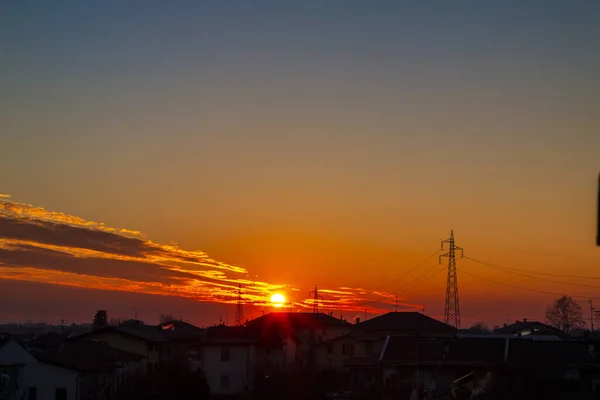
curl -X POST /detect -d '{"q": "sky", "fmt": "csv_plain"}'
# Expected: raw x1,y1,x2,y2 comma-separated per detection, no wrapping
1,1,599,328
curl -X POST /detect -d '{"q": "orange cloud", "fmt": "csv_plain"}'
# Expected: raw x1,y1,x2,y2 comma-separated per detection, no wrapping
0,197,406,315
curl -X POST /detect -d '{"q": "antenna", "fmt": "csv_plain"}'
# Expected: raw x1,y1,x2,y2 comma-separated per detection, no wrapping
395,295,398,312
309,285,323,315
440,230,464,329
235,284,245,326
134,308,138,320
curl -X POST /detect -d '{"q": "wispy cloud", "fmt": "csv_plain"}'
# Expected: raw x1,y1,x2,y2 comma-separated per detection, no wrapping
0,197,407,315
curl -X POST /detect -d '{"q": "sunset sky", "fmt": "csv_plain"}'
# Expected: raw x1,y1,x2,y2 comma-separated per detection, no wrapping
1,1,599,328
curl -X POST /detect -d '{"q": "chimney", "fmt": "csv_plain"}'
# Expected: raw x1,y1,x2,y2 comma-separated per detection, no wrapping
355,317,360,325
523,318,528,323
503,323,507,328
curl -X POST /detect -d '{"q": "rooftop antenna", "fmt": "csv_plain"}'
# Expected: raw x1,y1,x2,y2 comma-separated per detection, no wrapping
134,308,138,320
235,284,245,326
364,309,367,321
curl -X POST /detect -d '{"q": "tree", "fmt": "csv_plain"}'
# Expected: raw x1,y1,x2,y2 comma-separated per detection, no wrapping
466,322,490,333
119,319,145,327
545,295,585,333
0,374,25,400
159,314,176,324
93,310,108,330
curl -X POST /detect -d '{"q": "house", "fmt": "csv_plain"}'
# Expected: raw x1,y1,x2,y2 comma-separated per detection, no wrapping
68,326,166,374
32,341,145,400
380,336,600,399
495,319,566,338
202,326,258,397
380,336,510,399
245,312,352,369
1,336,144,400
157,320,205,371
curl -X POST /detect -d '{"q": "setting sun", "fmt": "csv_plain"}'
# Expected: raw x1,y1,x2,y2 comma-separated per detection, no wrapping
270,293,286,307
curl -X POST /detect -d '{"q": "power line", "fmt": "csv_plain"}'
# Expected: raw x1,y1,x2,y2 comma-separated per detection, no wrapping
457,268,600,300
403,264,447,295
464,257,600,290
465,256,600,280
372,249,442,291
397,262,443,293
464,238,600,259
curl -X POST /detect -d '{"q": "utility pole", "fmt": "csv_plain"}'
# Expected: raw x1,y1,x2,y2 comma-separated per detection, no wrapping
235,284,244,326
309,285,323,315
440,230,464,329
395,295,399,312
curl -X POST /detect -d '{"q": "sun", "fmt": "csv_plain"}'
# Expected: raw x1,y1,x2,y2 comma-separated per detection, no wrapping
270,293,286,307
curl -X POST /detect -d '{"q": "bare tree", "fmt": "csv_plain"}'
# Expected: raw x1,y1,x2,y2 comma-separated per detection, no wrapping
159,314,176,324
110,317,124,327
545,295,585,333
0,374,25,400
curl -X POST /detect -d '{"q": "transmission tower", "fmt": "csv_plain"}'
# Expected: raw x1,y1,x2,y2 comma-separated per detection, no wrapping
309,285,323,315
234,284,244,326
440,230,464,329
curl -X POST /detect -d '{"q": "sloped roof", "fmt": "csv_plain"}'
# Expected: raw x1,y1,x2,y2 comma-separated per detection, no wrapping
495,321,565,336
246,312,351,331
34,341,143,373
29,332,69,351
70,326,168,343
356,312,456,334
158,320,205,341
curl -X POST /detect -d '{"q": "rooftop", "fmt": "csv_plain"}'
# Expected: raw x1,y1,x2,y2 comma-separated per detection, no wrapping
34,341,144,373
356,312,457,334
246,312,352,332
495,320,565,336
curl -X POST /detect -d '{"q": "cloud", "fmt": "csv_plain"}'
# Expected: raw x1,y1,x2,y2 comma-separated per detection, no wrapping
0,194,10,198
0,197,405,316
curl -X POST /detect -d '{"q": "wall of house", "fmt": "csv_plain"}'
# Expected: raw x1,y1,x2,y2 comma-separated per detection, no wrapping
318,336,357,369
19,362,80,400
160,340,202,370
202,344,256,396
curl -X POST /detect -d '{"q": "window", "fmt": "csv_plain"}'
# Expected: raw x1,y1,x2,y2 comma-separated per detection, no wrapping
221,347,230,362
326,343,333,355
55,388,67,400
220,375,229,389
29,387,37,400
188,351,200,361
166,348,174,359
342,343,354,356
